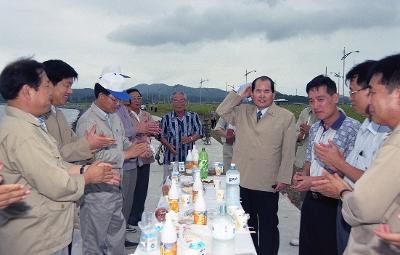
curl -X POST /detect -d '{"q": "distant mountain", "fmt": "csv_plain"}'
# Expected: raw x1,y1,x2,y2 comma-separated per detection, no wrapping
64,83,313,104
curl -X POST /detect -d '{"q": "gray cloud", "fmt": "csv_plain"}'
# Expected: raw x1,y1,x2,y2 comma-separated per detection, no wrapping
108,1,400,46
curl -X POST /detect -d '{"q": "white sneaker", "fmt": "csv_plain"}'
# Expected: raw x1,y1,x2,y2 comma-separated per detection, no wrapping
290,238,299,246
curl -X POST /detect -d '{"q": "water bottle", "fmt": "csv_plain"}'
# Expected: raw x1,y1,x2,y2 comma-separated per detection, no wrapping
199,148,208,180
160,212,177,255
226,163,240,208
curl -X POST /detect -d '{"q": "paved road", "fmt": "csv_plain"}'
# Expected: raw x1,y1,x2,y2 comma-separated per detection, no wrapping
73,114,300,254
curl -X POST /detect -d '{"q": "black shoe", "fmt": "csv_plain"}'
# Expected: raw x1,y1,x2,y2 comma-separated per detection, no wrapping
126,225,138,233
125,240,138,248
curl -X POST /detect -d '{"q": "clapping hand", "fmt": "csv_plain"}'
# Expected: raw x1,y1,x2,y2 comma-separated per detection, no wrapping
85,124,116,150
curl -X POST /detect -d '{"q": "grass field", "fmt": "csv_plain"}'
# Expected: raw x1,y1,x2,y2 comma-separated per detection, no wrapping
149,102,365,123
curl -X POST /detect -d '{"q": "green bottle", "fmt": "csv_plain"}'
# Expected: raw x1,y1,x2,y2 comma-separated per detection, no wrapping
199,148,208,180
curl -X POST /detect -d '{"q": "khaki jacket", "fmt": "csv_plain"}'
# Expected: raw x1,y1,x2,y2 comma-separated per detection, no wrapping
216,92,296,192
342,126,400,254
0,106,85,255
45,108,93,162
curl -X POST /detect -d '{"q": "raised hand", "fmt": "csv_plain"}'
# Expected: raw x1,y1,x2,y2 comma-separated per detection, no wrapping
85,124,116,150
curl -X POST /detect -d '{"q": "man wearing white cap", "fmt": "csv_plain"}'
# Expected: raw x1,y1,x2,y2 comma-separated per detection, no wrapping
76,67,150,254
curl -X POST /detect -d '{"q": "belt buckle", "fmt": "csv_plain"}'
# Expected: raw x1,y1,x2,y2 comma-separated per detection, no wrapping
311,192,320,199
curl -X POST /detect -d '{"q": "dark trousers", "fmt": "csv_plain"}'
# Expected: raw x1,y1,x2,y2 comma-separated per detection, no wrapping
128,164,150,226
336,201,351,255
240,186,279,255
299,191,338,255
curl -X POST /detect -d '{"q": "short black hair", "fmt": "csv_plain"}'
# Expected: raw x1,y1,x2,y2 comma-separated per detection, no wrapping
43,59,78,85
306,75,337,95
251,76,275,93
346,60,376,89
0,58,44,100
369,53,400,93
94,83,110,99
126,88,142,97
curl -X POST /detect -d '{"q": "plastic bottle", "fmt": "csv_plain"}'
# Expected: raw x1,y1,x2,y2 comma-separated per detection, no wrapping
168,179,179,213
171,162,179,183
198,148,208,180
160,212,177,255
226,163,240,208
193,188,207,225
192,168,202,203
138,212,159,252
185,150,193,174
192,148,199,168
211,204,235,240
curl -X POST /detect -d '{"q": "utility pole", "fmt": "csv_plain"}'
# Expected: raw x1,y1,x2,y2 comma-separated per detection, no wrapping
331,72,342,100
341,47,360,103
199,78,209,104
244,69,256,84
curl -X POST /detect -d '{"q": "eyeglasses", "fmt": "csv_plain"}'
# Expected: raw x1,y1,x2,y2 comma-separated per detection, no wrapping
130,96,142,100
349,87,369,95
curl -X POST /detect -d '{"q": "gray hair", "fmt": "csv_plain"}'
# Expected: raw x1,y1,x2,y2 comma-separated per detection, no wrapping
170,91,187,102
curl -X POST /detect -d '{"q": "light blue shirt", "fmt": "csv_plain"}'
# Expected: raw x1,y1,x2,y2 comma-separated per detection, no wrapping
344,118,390,186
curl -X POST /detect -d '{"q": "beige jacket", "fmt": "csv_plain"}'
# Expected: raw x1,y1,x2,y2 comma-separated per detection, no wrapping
342,126,400,255
45,107,93,162
216,92,296,192
0,106,85,255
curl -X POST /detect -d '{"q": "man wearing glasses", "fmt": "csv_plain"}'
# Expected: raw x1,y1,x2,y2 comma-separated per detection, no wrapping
75,69,150,254
310,60,390,254
160,91,203,180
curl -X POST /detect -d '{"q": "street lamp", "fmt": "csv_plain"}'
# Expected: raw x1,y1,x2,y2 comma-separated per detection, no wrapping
330,72,342,99
341,47,360,103
245,69,256,84
199,78,209,104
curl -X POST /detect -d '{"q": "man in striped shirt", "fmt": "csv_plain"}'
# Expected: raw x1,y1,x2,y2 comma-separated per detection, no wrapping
160,91,204,180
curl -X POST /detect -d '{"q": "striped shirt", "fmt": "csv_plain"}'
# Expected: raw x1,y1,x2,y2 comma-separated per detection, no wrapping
306,111,360,176
161,111,204,164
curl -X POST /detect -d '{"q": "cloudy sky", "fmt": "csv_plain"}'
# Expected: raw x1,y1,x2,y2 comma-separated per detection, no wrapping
0,0,399,96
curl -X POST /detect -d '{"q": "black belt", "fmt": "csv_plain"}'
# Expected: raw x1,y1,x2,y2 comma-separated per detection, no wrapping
310,191,329,200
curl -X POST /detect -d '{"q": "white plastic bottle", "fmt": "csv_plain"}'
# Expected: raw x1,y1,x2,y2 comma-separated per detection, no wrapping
168,179,179,213
192,168,202,203
160,212,177,255
226,163,240,208
193,188,207,225
185,150,193,174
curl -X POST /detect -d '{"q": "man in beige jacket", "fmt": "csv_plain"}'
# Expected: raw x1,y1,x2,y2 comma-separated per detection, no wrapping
0,58,117,255
43,59,115,162
216,76,296,255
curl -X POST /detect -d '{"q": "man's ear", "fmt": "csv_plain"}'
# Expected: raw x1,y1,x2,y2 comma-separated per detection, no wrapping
332,93,339,104
20,84,33,100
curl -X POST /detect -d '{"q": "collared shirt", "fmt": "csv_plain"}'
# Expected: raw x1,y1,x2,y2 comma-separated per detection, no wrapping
76,103,131,193
256,107,269,120
116,105,139,171
0,106,84,254
306,111,360,177
344,118,390,186
294,107,318,168
161,111,204,163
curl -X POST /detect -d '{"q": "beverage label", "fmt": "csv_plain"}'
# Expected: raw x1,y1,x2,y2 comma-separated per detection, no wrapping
178,162,185,172
226,173,240,185
168,199,179,213
160,242,177,255
141,233,158,251
192,190,198,203
194,210,207,225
